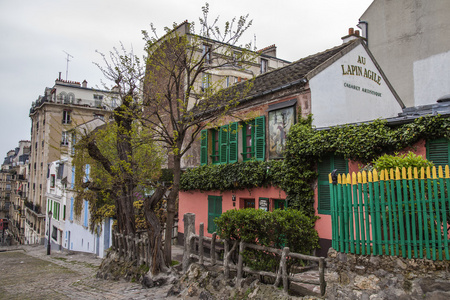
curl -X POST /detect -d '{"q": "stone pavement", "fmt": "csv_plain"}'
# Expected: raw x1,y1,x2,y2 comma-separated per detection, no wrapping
0,244,184,300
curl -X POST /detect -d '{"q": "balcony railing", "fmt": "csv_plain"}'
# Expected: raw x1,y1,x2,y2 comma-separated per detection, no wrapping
24,201,41,215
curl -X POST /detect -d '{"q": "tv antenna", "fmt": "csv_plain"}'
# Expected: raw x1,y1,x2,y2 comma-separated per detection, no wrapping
63,51,74,80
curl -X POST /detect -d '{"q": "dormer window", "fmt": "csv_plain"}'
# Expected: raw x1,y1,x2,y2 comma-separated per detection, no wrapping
260,58,268,74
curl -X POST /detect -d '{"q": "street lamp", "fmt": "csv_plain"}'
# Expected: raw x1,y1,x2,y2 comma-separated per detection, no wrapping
47,211,52,255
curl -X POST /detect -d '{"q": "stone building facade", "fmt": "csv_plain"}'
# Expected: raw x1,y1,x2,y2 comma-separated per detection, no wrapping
26,77,116,244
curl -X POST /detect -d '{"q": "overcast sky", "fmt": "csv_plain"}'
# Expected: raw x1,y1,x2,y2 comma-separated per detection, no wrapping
0,0,373,159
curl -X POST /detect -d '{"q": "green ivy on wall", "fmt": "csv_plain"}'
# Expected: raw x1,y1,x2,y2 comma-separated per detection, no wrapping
181,114,450,217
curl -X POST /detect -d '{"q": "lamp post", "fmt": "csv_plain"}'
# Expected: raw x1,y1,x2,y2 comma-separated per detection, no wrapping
47,211,52,255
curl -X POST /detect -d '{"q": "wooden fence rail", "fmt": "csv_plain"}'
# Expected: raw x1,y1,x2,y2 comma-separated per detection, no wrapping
330,165,450,260
182,213,326,296
110,221,178,266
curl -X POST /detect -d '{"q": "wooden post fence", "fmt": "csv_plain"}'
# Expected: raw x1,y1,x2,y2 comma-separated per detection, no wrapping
182,213,327,297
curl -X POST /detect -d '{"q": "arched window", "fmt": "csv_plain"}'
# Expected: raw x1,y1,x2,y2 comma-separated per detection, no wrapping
57,92,67,103
67,93,75,104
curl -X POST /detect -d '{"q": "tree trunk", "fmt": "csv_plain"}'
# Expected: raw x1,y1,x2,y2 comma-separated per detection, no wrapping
164,154,181,265
144,186,168,274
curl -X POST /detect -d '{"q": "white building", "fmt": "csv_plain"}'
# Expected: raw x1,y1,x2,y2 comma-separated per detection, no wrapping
45,119,113,257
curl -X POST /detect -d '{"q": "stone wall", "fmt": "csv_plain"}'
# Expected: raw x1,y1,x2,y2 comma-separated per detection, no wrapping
326,248,450,299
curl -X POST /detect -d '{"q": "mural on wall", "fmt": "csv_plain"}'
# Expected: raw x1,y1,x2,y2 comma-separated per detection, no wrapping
268,106,295,159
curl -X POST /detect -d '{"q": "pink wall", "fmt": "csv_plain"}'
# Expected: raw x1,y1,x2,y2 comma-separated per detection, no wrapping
178,186,287,237
314,140,427,240
179,141,428,241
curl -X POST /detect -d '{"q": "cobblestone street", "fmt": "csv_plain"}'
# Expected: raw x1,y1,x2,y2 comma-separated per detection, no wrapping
0,245,178,300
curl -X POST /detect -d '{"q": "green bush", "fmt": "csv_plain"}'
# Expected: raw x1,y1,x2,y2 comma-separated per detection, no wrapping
373,152,433,171
215,208,319,273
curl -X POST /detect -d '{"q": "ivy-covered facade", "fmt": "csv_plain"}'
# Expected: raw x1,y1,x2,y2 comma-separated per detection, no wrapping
179,37,409,255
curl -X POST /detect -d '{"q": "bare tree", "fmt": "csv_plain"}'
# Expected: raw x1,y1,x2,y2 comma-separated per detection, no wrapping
73,44,168,274
142,3,257,265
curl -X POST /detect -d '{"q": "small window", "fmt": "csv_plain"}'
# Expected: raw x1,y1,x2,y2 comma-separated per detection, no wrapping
260,58,268,74
62,110,71,124
201,73,211,90
50,174,55,188
84,200,89,227
71,132,77,155
211,129,220,164
70,197,74,221
61,131,69,146
242,120,255,161
202,44,212,64
58,92,67,103
94,94,103,108
57,164,64,180
52,226,58,241
232,51,241,66
67,93,75,104
111,97,119,109
94,114,104,120
241,198,255,209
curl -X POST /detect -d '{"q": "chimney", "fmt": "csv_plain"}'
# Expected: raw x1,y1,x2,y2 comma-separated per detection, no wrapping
82,80,87,88
341,27,362,43
58,72,62,80
258,44,277,58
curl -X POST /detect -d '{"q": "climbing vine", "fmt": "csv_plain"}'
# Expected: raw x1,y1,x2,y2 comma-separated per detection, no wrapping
180,114,450,217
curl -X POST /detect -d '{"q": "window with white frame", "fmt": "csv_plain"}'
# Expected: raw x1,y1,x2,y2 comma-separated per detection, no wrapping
61,131,69,146
62,110,71,124
201,73,211,91
260,58,268,74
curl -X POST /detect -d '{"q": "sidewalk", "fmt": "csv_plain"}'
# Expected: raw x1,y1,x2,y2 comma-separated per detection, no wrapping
0,244,183,300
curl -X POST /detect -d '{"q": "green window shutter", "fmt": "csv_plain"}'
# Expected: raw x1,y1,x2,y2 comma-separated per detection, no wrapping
427,138,450,167
318,155,348,215
219,126,228,164
254,116,265,161
208,195,222,233
200,129,208,165
229,122,238,163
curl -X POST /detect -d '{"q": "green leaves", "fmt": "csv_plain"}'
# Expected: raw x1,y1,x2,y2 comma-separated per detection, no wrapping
373,152,433,171
215,208,319,273
180,160,283,192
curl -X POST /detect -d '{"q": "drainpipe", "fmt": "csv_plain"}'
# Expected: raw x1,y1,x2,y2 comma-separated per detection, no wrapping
357,20,368,47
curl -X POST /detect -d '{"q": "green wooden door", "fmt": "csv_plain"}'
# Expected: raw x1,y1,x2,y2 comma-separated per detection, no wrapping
208,195,222,233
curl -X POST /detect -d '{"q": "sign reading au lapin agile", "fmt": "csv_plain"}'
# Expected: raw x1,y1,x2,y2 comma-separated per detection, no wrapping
342,56,382,97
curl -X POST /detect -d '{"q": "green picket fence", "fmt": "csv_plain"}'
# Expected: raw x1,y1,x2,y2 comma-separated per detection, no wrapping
330,166,450,260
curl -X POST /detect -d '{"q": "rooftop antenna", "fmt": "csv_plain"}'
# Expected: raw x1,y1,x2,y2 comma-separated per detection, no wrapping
63,51,74,80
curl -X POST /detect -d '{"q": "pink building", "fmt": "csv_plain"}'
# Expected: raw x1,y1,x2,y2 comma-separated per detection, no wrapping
177,36,433,256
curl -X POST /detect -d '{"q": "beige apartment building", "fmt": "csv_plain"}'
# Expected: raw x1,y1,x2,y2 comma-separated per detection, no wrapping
0,140,30,244
26,77,117,244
